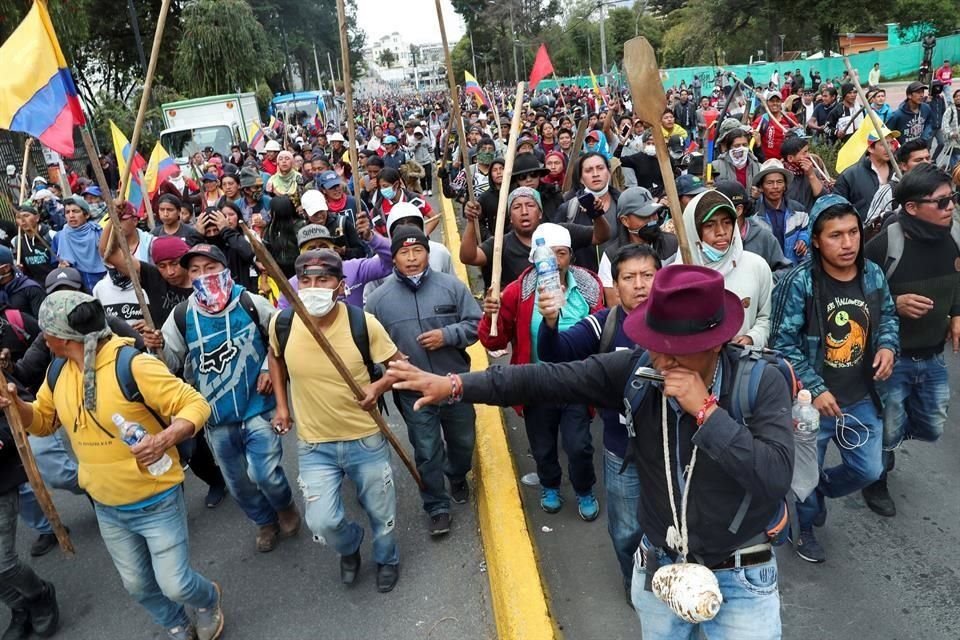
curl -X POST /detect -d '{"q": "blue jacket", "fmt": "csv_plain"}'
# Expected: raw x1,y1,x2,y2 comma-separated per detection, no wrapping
770,196,899,403
885,100,934,143
537,306,635,458
752,197,810,265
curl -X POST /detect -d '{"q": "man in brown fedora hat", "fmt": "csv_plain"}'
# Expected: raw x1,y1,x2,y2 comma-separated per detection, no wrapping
387,264,794,639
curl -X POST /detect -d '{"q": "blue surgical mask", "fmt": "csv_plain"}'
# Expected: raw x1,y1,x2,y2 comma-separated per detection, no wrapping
700,243,729,263
381,186,396,200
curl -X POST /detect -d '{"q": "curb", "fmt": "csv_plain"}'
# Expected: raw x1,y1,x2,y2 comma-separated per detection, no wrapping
439,195,556,640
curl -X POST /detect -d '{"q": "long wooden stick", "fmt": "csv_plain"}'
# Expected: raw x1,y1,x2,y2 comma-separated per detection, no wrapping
434,0,481,238
80,129,155,331
17,138,32,266
238,222,424,490
335,0,360,194
562,119,590,193
137,168,156,230
0,373,74,556
843,57,902,180
489,83,526,337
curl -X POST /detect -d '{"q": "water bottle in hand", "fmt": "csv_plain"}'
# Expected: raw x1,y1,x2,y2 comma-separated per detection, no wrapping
113,414,172,476
792,390,820,438
532,238,562,294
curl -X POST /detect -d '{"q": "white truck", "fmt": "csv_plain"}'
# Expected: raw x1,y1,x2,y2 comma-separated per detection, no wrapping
159,93,261,165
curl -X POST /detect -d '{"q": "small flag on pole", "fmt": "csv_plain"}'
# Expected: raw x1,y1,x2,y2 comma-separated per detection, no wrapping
109,120,147,210
464,71,489,107
529,44,554,92
144,142,177,198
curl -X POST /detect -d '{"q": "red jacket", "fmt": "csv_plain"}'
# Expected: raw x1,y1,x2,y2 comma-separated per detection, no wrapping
479,265,604,412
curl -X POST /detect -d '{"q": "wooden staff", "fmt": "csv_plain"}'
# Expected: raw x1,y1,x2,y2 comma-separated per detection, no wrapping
624,37,693,264
136,168,156,229
0,373,74,556
434,0,481,239
562,119,590,193
335,0,360,192
489,83,526,337
843,57,902,180
16,138,32,265
237,222,424,491
80,129,155,331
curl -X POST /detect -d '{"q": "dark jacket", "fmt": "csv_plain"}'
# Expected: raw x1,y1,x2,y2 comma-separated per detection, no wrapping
673,100,697,132
207,227,258,292
460,346,794,566
884,100,934,143
834,155,897,220
0,418,26,494
2,274,45,318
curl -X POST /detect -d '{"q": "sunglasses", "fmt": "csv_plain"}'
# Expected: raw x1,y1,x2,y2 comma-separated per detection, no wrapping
914,192,960,210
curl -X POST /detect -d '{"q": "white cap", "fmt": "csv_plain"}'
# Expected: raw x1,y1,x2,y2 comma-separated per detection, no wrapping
5,165,15,176
295,136,305,145
413,127,424,135
797,389,812,403
386,202,423,236
478,112,488,121
328,132,346,143
33,188,55,201
32,176,47,184
300,190,328,215
264,140,282,152
528,223,571,262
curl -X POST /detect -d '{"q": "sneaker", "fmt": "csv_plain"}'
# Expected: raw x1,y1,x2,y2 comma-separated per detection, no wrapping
204,485,226,509
576,492,600,522
791,528,826,564
540,488,563,514
256,524,279,553
2,609,31,640
195,581,223,640
427,190,433,196
340,549,361,585
450,479,469,504
166,625,198,640
376,563,399,593
30,533,58,558
862,479,896,517
27,581,59,638
429,513,452,536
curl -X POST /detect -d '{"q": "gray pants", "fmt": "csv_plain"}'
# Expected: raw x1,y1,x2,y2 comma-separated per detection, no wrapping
0,488,45,610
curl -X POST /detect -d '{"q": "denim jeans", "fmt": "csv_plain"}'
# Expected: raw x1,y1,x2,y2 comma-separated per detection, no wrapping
297,433,399,566
796,397,883,529
205,411,294,527
95,487,217,630
604,449,643,586
631,537,782,639
19,431,82,535
396,391,476,515
523,404,595,494
881,353,950,450
0,489,45,610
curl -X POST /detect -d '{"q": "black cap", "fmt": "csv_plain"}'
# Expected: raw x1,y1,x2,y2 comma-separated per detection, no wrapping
906,81,927,94
295,249,343,279
45,267,84,294
391,226,430,256
713,180,748,210
180,243,228,269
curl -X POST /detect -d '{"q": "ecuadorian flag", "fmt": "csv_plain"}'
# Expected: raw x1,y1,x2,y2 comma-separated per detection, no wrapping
109,121,147,210
0,2,86,156
464,71,489,108
248,121,266,152
144,142,177,198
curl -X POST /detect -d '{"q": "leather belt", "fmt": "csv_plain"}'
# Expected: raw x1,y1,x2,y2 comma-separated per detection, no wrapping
636,541,773,572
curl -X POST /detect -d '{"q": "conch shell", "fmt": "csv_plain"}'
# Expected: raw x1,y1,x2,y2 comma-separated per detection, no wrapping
651,562,723,623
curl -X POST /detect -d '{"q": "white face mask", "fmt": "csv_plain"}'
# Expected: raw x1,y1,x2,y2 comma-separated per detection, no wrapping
406,271,425,286
729,147,749,168
300,286,337,317
586,181,610,198
643,144,657,156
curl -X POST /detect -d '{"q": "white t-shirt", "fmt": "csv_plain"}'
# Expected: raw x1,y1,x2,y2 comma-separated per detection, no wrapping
93,277,151,325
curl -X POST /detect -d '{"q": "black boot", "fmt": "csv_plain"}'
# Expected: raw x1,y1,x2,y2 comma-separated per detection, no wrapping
27,581,59,638
1,609,31,640
862,478,896,517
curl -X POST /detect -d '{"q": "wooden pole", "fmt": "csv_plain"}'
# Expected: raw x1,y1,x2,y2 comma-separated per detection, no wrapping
16,138,31,265
136,168,156,230
489,83,526,337
117,0,171,205
335,0,360,194
80,129,155,331
562,119,590,193
843,57,902,180
0,373,74,556
238,222,424,490
434,0,482,238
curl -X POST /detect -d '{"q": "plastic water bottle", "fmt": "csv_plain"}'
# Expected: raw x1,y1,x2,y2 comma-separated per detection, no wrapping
792,390,820,437
532,238,562,294
113,414,172,476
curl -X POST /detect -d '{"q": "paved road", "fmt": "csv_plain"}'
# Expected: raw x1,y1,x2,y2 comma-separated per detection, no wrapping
500,353,960,640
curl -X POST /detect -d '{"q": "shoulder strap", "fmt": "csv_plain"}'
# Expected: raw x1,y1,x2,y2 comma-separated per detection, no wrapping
114,345,167,429
951,222,960,258
275,308,295,358
345,303,373,374
238,290,268,344
45,357,67,393
884,221,904,279
598,306,620,354
622,349,653,439
173,300,189,339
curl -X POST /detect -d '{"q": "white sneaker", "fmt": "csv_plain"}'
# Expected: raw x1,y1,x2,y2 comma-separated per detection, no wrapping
427,190,433,196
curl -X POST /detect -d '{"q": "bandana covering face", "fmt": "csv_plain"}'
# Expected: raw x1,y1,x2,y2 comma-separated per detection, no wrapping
192,270,234,313
729,147,749,169
39,291,113,411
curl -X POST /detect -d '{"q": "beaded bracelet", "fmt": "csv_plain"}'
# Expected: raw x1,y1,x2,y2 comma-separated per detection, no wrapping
696,394,719,427
447,373,463,405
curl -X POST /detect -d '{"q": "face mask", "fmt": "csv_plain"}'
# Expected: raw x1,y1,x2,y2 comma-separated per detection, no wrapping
586,143,598,152
643,144,657,156
477,151,495,165
729,147,749,168
300,286,337,317
107,267,132,289
585,181,610,198
700,242,729,263
91,202,107,218
637,219,661,242
192,269,234,313
380,186,396,200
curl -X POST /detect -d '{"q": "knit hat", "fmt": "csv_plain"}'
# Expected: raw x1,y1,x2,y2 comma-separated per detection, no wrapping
151,236,190,264
391,226,430,256
507,186,542,211
63,195,90,215
0,246,13,266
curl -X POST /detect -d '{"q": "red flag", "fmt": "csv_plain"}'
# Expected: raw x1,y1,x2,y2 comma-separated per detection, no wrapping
529,44,554,91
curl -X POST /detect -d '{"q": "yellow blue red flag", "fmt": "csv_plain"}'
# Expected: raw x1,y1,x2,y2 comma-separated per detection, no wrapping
464,71,489,107
144,142,177,198
109,121,147,210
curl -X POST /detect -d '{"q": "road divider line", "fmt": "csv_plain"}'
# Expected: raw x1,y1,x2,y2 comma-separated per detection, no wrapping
439,195,557,640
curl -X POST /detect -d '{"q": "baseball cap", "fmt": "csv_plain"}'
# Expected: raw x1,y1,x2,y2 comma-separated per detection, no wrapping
713,180,748,210
295,249,343,279
906,81,927,94
201,172,218,183
617,187,664,218
44,267,84,294
297,224,343,248
81,185,102,198
179,243,228,269
675,174,707,197
317,171,341,189
383,135,399,145
301,190,328,216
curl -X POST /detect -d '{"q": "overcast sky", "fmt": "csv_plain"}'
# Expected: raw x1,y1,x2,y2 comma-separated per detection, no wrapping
355,0,465,46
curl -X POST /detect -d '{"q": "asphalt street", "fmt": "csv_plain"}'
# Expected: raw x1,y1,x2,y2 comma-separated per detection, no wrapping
501,350,960,640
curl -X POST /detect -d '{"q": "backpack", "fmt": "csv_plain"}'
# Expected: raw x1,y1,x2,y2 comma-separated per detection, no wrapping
172,291,267,345
621,343,798,543
884,219,960,279
1,308,28,345
597,306,621,355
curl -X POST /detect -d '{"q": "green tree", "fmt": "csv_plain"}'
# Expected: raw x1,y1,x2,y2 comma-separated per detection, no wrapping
172,0,280,96
378,49,397,68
